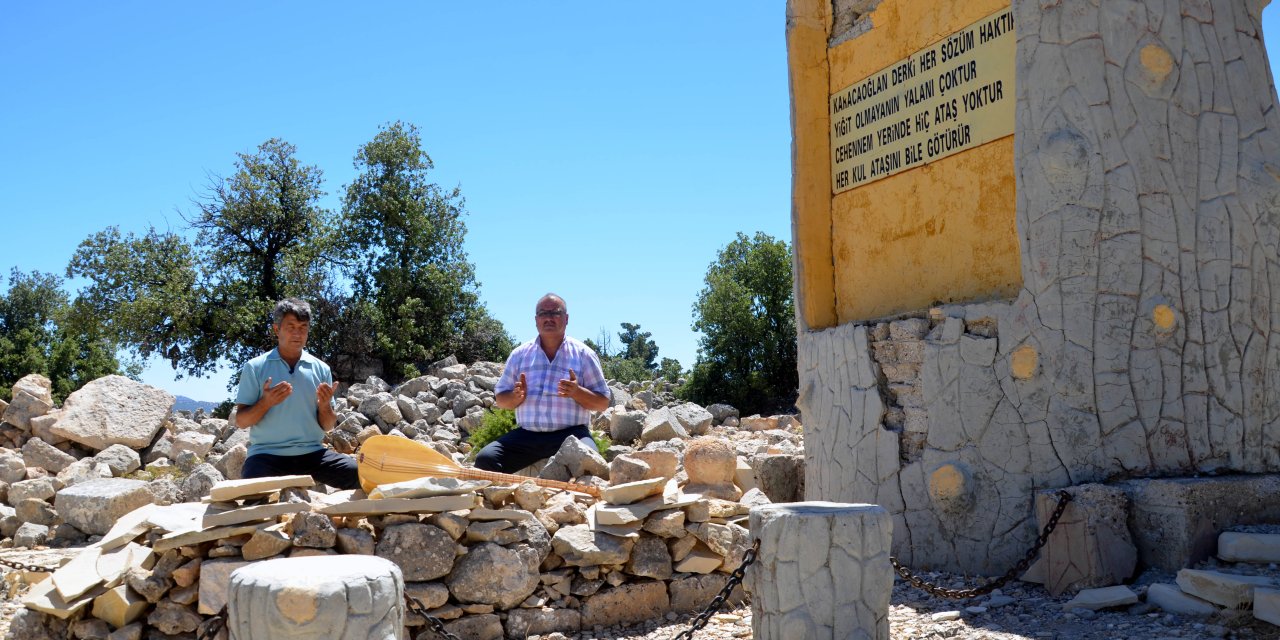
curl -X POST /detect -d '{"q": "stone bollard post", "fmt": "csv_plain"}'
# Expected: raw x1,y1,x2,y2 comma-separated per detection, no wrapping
226,555,405,640
748,502,892,639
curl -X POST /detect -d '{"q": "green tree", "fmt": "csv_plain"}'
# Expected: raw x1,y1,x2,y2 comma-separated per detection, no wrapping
340,121,512,377
681,232,797,414
618,322,659,369
70,139,338,380
0,269,121,401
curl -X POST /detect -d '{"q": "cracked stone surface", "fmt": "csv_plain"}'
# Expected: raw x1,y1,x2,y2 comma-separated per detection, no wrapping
799,0,1280,574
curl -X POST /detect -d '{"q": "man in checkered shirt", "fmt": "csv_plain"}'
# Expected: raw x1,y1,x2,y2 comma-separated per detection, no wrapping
475,293,611,472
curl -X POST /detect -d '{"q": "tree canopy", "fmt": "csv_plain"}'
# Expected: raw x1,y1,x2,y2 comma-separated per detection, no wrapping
680,231,797,414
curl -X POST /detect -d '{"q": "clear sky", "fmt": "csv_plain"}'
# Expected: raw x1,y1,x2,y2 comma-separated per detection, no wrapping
2,4,1279,402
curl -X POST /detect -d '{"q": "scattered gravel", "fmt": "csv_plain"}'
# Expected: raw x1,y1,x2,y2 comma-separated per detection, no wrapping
3,547,1280,640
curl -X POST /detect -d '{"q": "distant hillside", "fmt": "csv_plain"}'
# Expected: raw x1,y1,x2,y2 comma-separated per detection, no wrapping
173,395,220,413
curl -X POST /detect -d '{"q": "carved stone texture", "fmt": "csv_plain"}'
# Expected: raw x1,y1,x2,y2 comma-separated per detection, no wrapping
799,0,1280,575
226,555,404,640
748,502,891,640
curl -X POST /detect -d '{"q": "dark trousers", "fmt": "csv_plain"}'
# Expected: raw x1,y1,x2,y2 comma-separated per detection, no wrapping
241,448,361,490
474,425,594,473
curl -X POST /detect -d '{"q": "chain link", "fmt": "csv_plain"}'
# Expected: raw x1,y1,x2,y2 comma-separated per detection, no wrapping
890,489,1073,600
195,612,225,640
405,592,463,640
0,556,60,574
669,538,759,640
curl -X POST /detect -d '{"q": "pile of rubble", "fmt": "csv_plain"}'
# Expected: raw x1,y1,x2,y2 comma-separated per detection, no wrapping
0,363,805,639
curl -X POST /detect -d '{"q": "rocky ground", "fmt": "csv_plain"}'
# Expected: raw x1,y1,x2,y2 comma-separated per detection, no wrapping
3,544,1277,640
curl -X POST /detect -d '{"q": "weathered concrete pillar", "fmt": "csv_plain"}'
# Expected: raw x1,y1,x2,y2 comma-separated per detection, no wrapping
226,555,404,640
748,502,891,639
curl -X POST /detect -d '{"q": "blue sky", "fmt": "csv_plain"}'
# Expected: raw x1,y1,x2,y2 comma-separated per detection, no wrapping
2,3,1279,402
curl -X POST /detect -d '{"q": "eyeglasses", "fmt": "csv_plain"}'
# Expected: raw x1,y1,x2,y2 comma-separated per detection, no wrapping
536,310,565,319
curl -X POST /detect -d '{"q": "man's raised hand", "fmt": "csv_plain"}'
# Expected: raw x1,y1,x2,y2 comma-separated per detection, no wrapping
557,369,579,398
316,382,335,406
260,377,292,407
513,373,528,405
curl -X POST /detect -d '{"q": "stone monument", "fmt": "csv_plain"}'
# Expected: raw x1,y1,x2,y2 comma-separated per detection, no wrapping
788,0,1280,573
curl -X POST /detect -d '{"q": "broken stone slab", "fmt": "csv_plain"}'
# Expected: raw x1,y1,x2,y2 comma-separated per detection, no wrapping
1146,583,1217,616
673,544,723,574
208,475,314,502
1060,585,1138,610
50,375,174,450
1176,569,1280,608
1256,588,1280,627
227,555,404,639
366,476,489,499
466,507,534,521
51,547,103,601
1218,532,1280,564
22,575,105,619
145,502,214,533
317,494,478,516
749,502,891,640
602,477,667,505
1032,485,1137,596
202,501,312,528
54,478,153,535
154,523,270,553
96,542,154,587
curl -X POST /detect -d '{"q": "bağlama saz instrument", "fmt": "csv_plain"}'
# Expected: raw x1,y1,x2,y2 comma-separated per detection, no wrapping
356,434,601,498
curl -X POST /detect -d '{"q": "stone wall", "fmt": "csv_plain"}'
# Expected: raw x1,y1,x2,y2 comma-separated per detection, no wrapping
797,0,1280,575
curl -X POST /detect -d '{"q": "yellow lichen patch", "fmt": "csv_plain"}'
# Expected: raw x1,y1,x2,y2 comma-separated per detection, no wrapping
1153,304,1176,331
1140,43,1174,82
276,585,319,625
1010,344,1038,380
928,464,967,502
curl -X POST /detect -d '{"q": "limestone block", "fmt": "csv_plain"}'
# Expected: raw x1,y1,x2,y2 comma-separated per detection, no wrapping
1146,583,1217,616
209,475,314,502
92,584,149,629
147,600,201,635
319,494,477,516
625,535,673,579
445,542,538,609
9,476,56,505
1256,588,1280,626
439,613,502,640
504,607,582,638
197,559,252,614
93,444,141,477
673,544,722,574
1034,485,1137,596
227,555,404,639
336,527,376,555
751,454,805,503
640,407,689,442
1120,476,1280,570
1218,532,1280,564
669,402,714,436
4,374,53,430
50,376,174,450
0,447,25,483
242,527,292,560
202,501,311,529
21,438,76,474
683,437,741,501
602,477,666,505
55,479,153,535
1060,585,1137,610
669,573,745,613
537,436,607,481
749,502,891,640
606,410,646,444
290,511,337,548
580,581,670,628
550,524,634,566
375,523,456,581
22,574,102,619
170,432,215,459
1176,569,1279,608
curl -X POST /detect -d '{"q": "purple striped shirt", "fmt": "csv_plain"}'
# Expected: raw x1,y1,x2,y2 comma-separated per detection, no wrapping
495,336,609,431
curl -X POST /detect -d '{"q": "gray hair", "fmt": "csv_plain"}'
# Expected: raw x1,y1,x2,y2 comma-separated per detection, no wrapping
536,293,566,313
272,298,312,325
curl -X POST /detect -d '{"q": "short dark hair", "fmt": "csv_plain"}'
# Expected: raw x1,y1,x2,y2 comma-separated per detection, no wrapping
272,298,312,325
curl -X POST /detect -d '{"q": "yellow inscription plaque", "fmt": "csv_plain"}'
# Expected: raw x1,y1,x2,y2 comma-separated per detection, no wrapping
829,7,1016,193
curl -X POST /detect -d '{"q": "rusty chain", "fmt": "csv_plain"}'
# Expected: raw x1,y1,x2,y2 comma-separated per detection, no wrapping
406,592,463,640
0,556,60,574
669,538,759,640
890,489,1073,600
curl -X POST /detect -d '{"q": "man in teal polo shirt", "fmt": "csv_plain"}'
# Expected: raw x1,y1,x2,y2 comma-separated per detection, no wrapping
235,298,359,490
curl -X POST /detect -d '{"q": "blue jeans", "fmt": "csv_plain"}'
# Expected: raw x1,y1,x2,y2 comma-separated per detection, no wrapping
474,425,594,473
241,448,360,490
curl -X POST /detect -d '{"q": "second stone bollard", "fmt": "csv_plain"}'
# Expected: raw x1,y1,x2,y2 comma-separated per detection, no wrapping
226,555,405,640
748,502,892,639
